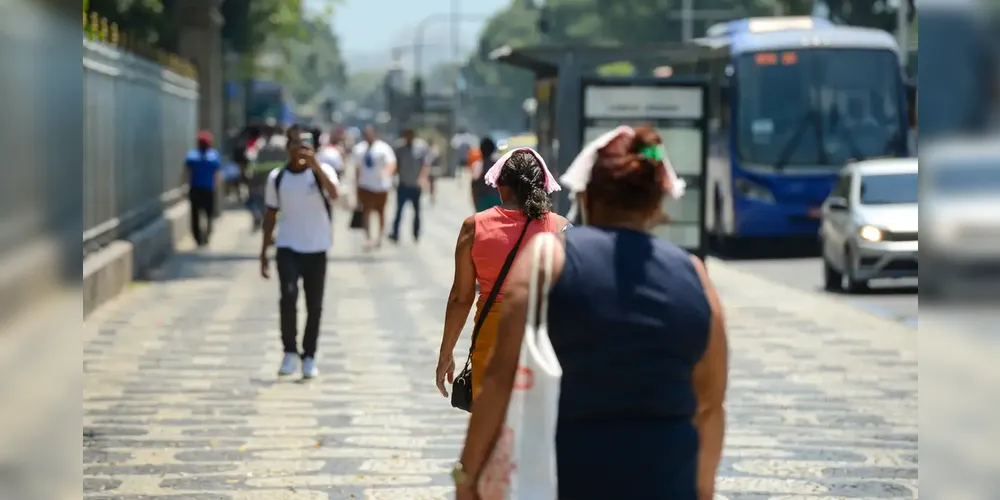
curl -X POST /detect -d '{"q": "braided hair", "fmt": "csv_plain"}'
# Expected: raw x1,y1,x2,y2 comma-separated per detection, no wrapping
496,150,551,220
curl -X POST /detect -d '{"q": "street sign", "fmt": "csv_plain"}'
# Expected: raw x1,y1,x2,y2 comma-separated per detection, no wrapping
579,78,709,260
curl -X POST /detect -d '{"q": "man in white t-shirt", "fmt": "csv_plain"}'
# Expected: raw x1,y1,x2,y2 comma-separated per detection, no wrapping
351,125,397,250
260,126,340,379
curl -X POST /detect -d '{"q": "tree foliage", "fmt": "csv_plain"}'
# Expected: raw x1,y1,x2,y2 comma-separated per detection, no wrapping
825,0,916,33
87,0,347,102
462,0,920,130
88,0,177,50
273,16,348,104
463,0,804,129
87,0,343,61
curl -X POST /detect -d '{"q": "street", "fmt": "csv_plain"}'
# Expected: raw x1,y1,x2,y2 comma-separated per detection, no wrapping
727,257,919,328
82,181,917,499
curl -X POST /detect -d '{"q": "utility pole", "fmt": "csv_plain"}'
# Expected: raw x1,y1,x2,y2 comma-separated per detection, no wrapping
682,0,693,41
450,0,462,130
451,0,460,63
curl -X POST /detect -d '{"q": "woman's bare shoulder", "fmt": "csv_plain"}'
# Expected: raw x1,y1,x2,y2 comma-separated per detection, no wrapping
461,214,477,235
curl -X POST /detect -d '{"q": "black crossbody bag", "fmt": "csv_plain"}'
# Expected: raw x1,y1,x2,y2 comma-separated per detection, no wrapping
451,220,532,412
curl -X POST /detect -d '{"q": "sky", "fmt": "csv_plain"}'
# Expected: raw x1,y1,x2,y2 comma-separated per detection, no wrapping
321,0,510,73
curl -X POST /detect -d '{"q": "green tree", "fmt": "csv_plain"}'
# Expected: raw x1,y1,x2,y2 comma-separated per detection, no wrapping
462,0,543,130
825,0,916,33
277,16,348,104
462,0,821,129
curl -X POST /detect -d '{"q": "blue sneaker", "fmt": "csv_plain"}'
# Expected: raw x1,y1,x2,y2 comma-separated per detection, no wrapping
302,357,318,379
278,353,299,376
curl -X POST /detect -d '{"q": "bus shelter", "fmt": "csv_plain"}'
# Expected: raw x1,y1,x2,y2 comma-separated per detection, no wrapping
491,44,711,259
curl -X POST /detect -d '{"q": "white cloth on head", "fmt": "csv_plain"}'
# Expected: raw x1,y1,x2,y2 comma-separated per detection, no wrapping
483,147,561,194
559,126,685,200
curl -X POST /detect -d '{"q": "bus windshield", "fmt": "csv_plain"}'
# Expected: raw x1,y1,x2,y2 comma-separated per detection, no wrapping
736,48,905,167
247,89,284,122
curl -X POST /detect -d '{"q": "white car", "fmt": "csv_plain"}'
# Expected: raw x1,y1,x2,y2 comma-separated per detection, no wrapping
819,158,918,293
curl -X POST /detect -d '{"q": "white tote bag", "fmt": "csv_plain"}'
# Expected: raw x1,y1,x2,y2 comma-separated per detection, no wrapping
478,233,563,500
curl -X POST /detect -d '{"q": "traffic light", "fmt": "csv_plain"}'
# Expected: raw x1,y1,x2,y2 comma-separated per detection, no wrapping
412,77,424,113
538,6,551,34
321,99,335,121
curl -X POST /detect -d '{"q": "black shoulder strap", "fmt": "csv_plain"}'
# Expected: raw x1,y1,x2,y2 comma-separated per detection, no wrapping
467,220,533,356
310,168,332,221
273,167,286,207
274,166,332,221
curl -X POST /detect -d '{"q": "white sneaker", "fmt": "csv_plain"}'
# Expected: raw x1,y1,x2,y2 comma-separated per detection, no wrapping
301,357,318,379
278,353,299,376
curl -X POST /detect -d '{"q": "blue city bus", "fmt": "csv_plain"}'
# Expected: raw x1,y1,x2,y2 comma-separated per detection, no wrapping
246,80,296,126
675,17,911,249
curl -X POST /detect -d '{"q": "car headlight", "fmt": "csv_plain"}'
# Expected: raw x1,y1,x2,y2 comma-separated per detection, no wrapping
859,225,883,242
734,178,775,203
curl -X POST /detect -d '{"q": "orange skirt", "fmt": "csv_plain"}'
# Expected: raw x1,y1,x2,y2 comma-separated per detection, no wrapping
471,300,502,400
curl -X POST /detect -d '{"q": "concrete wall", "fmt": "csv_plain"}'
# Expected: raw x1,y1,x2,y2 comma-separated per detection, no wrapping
83,202,191,318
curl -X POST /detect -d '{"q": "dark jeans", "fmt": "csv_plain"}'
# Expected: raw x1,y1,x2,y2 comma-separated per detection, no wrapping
246,191,264,229
276,248,327,358
390,185,422,240
188,187,215,245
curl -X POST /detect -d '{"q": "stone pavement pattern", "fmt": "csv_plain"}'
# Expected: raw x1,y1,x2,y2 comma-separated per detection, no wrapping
83,181,917,499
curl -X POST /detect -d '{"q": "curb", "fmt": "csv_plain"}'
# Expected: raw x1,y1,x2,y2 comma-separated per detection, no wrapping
83,202,191,318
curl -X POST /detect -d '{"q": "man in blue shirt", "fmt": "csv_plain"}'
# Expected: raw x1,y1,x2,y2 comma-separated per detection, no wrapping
185,131,222,246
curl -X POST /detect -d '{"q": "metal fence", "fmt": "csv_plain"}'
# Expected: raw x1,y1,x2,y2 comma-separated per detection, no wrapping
83,37,199,255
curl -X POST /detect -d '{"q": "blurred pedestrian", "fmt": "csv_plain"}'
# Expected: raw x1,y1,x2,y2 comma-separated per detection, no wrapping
425,141,443,204
389,128,429,244
350,125,397,250
317,127,346,176
184,130,222,247
454,126,727,500
436,147,568,404
469,137,502,212
451,126,477,177
259,125,340,379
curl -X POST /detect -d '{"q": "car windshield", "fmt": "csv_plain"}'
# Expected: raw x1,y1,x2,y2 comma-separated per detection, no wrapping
736,48,905,166
860,172,918,205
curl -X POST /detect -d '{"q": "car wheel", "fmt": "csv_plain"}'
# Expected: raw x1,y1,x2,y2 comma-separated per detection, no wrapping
842,247,870,294
823,254,843,292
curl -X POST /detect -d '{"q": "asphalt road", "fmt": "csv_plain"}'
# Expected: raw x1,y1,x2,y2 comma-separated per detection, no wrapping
724,255,919,327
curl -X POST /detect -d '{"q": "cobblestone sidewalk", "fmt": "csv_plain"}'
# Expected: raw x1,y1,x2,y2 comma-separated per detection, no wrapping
83,181,917,499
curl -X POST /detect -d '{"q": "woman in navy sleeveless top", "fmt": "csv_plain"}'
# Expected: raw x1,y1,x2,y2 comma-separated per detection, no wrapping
455,127,729,499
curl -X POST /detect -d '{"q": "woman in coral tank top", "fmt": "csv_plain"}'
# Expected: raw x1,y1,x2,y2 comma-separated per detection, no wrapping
436,148,569,401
